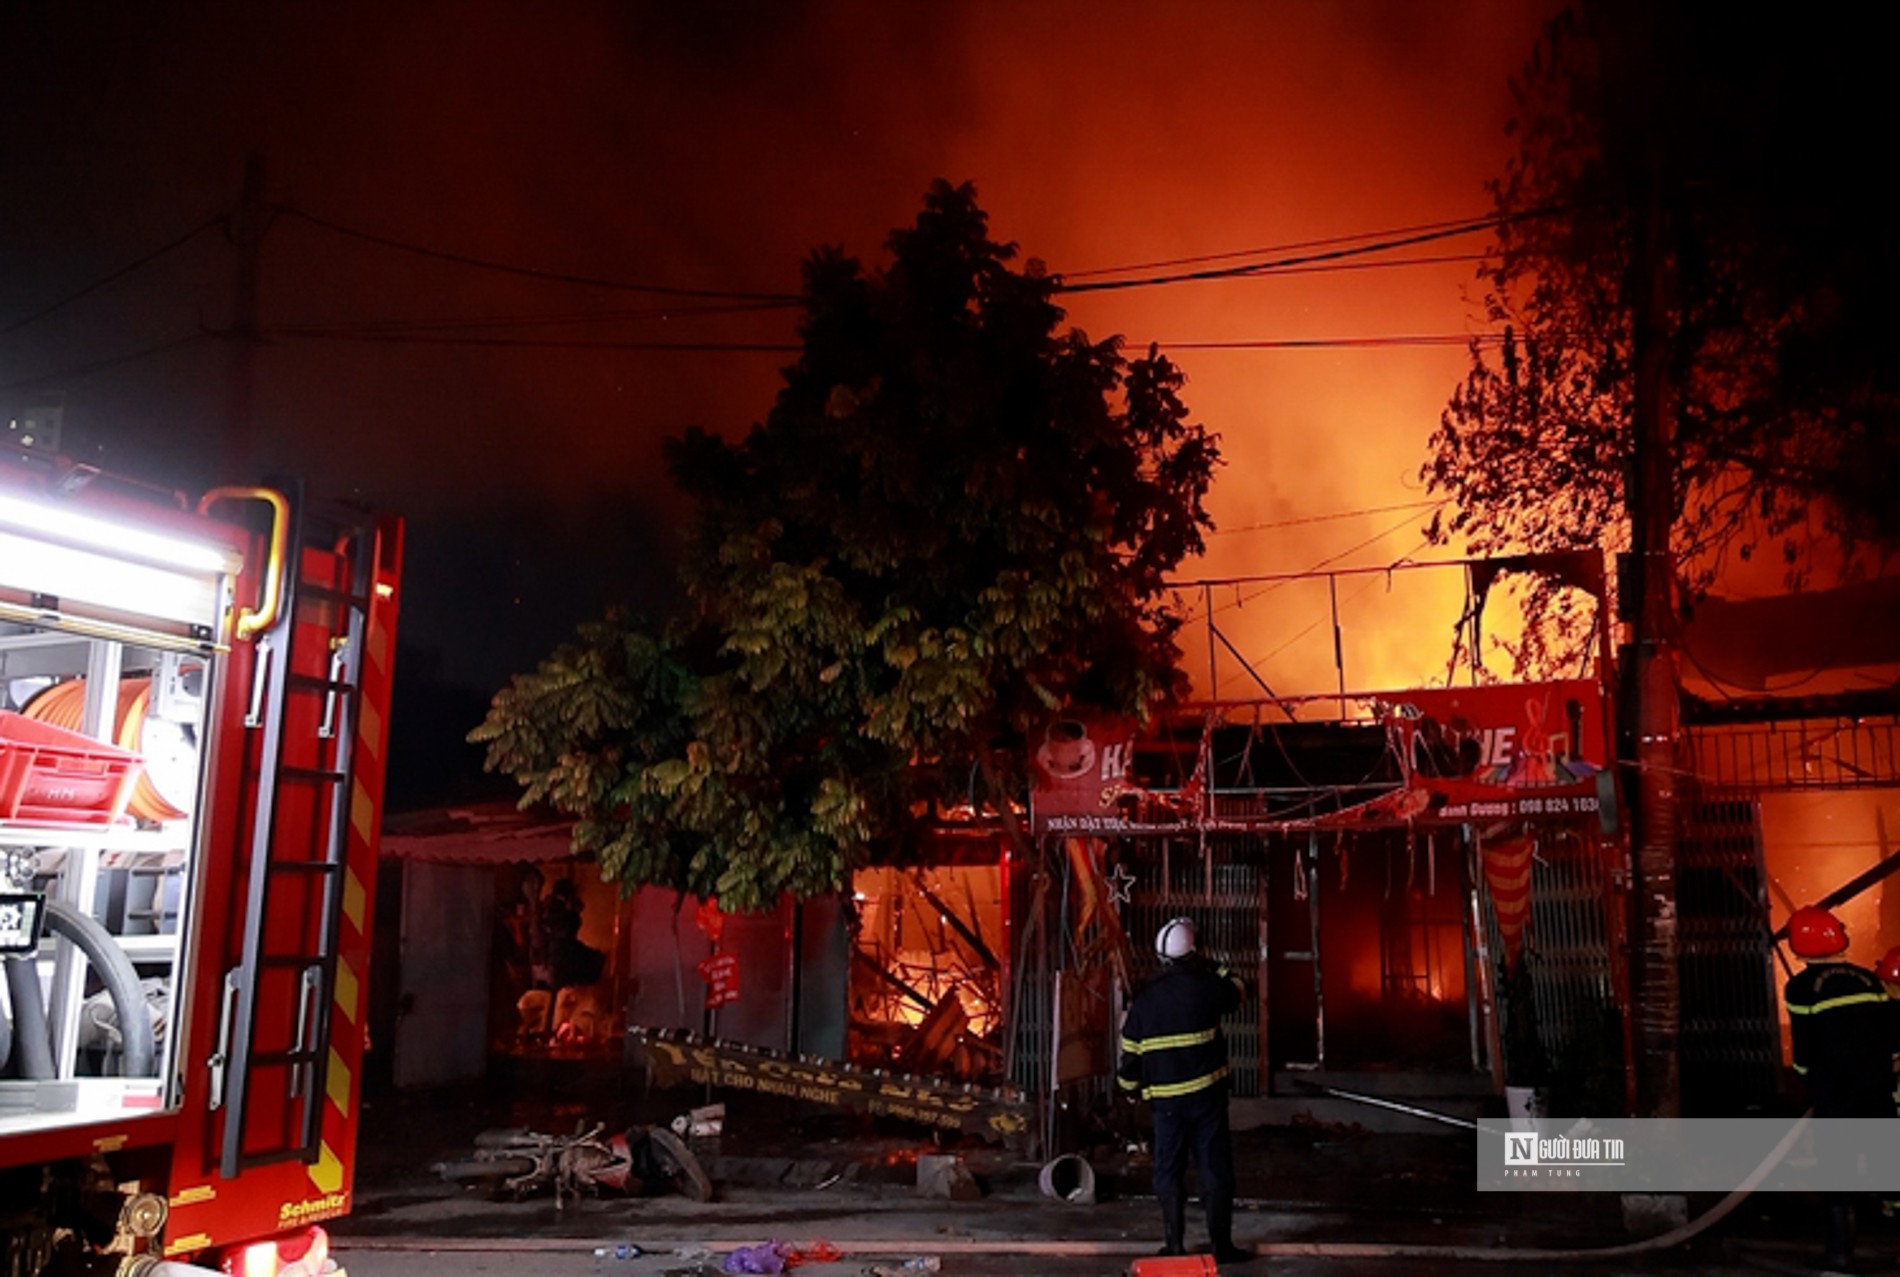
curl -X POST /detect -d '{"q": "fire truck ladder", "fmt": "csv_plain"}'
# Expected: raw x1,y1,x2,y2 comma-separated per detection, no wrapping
216,490,377,1178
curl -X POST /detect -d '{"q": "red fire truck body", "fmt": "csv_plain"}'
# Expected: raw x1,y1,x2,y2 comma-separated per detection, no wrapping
0,450,402,1276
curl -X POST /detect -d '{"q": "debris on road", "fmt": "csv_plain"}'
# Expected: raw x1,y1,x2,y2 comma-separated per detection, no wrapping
916,1154,982,1201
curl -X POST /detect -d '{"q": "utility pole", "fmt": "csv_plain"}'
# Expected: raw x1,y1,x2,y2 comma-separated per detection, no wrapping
222,152,266,483
1626,150,1683,1121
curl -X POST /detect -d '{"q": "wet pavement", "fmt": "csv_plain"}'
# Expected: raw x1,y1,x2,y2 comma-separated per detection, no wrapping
329,1081,1900,1276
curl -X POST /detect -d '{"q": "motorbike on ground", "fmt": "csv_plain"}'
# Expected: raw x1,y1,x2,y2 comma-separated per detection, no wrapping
432,1122,712,1210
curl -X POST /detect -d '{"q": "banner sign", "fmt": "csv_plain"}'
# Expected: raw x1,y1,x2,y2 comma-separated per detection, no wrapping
698,951,741,1009
1477,1117,1898,1192
1027,680,1614,834
1318,679,1613,830
630,1028,1031,1146
1028,713,1142,835
1383,680,1609,778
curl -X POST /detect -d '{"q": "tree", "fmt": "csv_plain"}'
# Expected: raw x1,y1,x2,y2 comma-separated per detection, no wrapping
472,181,1219,912
1421,2,1900,1122
1422,2,1900,676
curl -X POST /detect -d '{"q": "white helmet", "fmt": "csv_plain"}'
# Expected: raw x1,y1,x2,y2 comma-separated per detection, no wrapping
1156,916,1197,961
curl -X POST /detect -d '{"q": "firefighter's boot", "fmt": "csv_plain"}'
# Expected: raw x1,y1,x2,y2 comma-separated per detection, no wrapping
1208,1195,1252,1264
1158,1191,1187,1256
1824,1199,1856,1271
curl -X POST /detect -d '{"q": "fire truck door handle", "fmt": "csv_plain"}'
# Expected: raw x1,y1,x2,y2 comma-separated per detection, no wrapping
198,486,289,643
245,639,273,728
318,642,348,739
208,969,241,1111
290,965,321,1098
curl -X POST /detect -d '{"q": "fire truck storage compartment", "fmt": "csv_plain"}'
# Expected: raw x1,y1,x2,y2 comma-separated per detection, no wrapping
1,622,208,1135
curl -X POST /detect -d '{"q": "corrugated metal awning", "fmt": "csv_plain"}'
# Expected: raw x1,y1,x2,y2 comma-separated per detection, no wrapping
381,803,578,864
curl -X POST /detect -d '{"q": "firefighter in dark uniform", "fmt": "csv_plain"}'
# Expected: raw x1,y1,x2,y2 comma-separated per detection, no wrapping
1117,916,1252,1264
1782,905,1900,1269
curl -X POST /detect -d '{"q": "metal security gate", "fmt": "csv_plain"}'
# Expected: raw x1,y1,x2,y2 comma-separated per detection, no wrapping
1123,835,1266,1097
1471,828,1626,1111
1677,791,1782,1113
1520,829,1621,1096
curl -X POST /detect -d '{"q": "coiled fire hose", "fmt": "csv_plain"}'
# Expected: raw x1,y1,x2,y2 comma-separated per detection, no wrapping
3,900,156,1079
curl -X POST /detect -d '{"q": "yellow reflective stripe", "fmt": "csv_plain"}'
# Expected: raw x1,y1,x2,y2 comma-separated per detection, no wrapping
1121,1037,1142,1055
1117,1075,1140,1091
1144,1065,1229,1099
1788,991,1890,1015
1793,1062,1809,1075
1127,1028,1217,1054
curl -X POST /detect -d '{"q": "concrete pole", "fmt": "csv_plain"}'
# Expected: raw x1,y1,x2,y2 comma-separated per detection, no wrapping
222,152,266,483
1627,161,1683,1120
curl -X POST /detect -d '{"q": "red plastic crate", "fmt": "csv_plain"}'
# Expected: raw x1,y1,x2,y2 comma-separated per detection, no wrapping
0,710,145,826
1130,1258,1219,1276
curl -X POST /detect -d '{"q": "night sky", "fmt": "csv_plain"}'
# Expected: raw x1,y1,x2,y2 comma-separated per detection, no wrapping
0,1,1557,798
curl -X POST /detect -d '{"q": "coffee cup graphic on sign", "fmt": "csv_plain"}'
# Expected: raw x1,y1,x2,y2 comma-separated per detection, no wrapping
1037,718,1097,780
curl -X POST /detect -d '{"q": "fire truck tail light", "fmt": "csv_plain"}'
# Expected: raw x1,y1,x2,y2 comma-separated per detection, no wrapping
221,1225,337,1277
0,493,235,574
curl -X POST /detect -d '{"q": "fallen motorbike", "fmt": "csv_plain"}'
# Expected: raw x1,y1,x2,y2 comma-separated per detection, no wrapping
433,1122,712,1210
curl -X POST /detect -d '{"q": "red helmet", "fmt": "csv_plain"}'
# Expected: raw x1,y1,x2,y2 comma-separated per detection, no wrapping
1877,946,1900,985
1788,905,1848,959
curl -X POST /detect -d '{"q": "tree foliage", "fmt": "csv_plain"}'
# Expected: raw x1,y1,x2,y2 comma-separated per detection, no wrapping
1423,3,1900,675
473,182,1218,910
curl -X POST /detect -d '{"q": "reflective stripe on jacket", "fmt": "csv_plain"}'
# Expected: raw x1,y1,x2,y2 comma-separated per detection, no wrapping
1784,960,1900,1118
1117,958,1244,1102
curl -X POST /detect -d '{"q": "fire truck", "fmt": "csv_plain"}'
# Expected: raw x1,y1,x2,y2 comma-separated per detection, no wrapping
0,445,402,1277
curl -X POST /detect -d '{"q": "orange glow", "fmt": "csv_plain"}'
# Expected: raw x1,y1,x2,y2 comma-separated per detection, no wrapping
1759,790,1900,1062
850,864,1005,1063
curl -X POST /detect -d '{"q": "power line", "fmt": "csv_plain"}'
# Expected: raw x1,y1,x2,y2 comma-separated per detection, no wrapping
270,298,794,337
261,259,1485,342
1053,204,1569,296
1210,502,1448,617
1159,333,1496,351
0,333,213,394
274,205,802,304
1239,536,1437,674
1,214,225,340
256,327,1497,355
1208,499,1443,536
1212,251,1489,278
1064,213,1498,278
273,205,1532,314
264,328,801,354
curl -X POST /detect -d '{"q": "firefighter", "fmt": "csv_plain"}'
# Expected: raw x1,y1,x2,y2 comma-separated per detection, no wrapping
1878,946,1900,1000
1117,916,1252,1264
1782,904,1900,1268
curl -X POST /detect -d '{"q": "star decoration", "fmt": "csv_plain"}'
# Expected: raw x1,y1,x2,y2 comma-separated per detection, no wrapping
1106,862,1136,908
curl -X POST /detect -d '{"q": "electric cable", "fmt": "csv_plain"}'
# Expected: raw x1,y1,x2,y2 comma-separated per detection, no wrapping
267,297,794,337
1159,333,1499,350
1063,211,1509,278
1209,499,1444,537
260,329,801,354
273,204,801,303
1235,537,1435,678
1209,507,1447,619
0,333,213,395
254,327,1503,356
0,213,225,339
1053,203,1572,296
